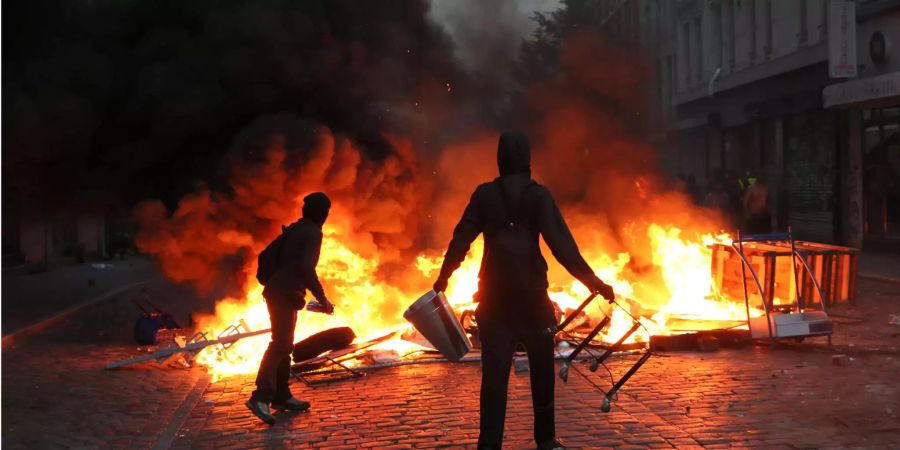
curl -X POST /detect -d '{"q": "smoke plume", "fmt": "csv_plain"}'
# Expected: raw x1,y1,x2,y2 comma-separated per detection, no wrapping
7,0,730,327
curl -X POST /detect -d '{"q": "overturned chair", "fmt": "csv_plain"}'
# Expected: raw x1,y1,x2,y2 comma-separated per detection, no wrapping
547,292,652,413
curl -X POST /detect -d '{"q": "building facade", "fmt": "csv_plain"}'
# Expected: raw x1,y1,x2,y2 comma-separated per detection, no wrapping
637,0,900,248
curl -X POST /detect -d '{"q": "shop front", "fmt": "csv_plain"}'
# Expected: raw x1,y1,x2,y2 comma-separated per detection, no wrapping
824,71,900,248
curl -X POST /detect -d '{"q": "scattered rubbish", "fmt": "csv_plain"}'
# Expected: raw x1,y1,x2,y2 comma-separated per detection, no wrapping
403,290,472,361
889,314,900,326
291,331,398,384
106,319,268,369
291,327,356,363
91,263,114,269
514,357,529,373
132,298,182,345
369,350,400,364
401,328,436,350
459,310,480,349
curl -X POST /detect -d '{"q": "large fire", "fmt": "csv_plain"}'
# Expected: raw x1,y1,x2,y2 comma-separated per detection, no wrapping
126,19,748,381
193,206,760,380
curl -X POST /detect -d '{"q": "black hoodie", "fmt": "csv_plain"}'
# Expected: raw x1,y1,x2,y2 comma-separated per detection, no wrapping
264,193,331,304
436,132,602,317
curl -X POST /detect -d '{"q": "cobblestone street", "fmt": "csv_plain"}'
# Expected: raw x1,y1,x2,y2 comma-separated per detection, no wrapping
171,347,900,449
3,278,900,449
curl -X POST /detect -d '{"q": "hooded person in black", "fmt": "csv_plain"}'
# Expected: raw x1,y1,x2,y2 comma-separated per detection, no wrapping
246,192,335,425
433,132,615,450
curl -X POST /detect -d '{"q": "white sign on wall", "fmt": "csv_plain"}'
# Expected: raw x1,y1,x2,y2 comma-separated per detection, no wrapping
828,1,857,78
823,71,900,108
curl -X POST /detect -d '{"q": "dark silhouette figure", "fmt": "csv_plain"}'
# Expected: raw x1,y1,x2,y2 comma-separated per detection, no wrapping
743,175,772,233
724,170,744,222
433,131,614,450
246,192,335,425
704,180,731,212
686,175,702,204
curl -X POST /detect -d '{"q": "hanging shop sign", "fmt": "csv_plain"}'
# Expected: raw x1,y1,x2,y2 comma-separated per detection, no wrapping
828,1,857,78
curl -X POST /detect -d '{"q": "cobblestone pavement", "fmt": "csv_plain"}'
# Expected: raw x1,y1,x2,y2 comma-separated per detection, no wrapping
2,277,218,449
171,347,900,449
1,343,208,449
2,278,899,449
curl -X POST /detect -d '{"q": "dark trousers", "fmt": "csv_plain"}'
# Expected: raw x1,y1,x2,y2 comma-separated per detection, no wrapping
477,308,556,449
251,291,299,404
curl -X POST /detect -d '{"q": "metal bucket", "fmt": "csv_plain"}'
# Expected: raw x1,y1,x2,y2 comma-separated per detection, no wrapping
403,290,472,361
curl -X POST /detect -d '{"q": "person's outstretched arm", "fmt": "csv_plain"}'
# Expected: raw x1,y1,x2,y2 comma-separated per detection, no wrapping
298,228,328,304
536,187,614,300
433,190,482,292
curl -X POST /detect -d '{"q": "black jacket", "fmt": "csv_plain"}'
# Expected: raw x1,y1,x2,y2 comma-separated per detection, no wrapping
436,174,601,300
437,133,603,314
264,218,327,304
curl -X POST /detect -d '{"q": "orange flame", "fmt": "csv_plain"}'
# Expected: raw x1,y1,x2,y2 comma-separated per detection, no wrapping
193,208,761,379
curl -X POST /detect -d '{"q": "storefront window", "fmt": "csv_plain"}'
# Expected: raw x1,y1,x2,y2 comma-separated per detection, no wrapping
862,108,900,239
785,111,837,242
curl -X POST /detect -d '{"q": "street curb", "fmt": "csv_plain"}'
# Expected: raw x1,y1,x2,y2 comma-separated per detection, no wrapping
858,273,900,286
153,375,210,450
1,278,158,349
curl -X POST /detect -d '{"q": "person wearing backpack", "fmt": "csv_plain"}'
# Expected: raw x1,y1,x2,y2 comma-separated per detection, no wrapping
246,192,335,425
432,131,615,450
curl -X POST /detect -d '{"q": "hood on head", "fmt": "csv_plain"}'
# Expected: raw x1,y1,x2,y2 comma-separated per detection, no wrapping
497,131,531,176
302,192,331,227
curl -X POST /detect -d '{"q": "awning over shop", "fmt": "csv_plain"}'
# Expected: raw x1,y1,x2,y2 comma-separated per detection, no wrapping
823,71,900,108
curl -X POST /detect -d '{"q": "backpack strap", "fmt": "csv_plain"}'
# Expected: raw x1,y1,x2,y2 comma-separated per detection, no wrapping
275,224,288,268
494,179,537,229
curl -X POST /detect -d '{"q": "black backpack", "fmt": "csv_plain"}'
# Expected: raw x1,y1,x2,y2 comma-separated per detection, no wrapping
256,225,288,285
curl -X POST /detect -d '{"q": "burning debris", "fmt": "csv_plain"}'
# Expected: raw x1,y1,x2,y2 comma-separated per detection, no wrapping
106,320,269,370
97,1,858,397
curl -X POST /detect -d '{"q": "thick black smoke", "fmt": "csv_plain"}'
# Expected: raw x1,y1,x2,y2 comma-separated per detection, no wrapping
3,0,494,216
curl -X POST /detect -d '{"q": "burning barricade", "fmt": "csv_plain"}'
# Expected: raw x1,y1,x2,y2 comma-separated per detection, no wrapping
110,197,858,416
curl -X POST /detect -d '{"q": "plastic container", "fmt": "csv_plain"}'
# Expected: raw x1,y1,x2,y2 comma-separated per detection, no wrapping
403,290,472,361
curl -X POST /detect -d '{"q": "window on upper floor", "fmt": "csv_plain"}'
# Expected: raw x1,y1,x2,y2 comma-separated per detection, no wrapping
683,21,692,87
762,0,772,57
711,3,724,69
695,17,703,82
723,0,736,69
799,0,808,45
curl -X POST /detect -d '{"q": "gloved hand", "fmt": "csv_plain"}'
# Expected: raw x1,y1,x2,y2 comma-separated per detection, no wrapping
592,280,615,302
307,298,335,315
433,278,448,293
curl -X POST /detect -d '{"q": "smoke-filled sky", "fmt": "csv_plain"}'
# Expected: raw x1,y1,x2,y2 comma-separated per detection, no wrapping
3,0,514,214
427,0,561,74
5,0,724,307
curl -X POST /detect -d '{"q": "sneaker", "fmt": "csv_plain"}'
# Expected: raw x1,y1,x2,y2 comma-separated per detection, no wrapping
271,397,311,411
245,399,276,425
538,439,566,450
